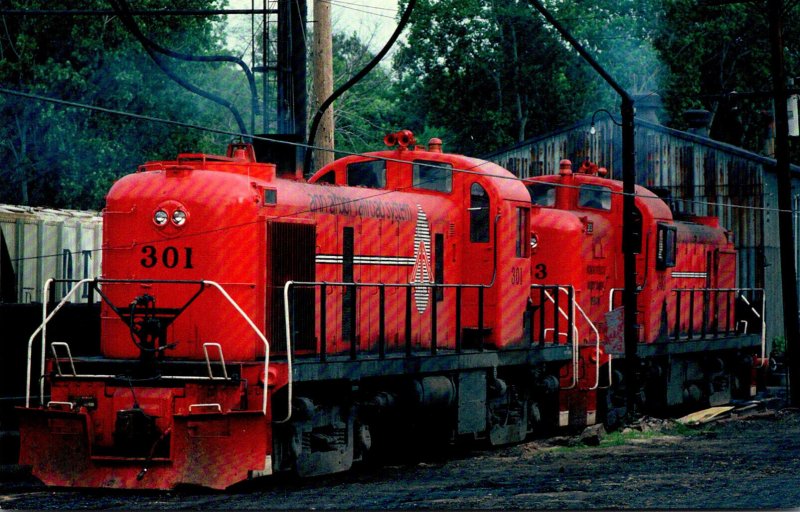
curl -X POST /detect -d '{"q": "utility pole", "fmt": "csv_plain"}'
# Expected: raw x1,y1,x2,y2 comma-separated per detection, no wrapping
768,0,800,405
527,0,640,418
312,0,334,172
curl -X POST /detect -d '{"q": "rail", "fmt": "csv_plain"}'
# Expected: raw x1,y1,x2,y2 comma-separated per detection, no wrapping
609,286,764,356
553,286,604,391
540,288,579,390
282,280,498,363
25,278,271,415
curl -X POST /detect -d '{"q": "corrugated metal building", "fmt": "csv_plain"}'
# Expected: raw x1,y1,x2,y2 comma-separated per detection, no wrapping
484,115,800,347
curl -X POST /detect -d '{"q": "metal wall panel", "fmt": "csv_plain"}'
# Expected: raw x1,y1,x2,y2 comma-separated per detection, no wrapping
0,205,102,304
484,118,800,345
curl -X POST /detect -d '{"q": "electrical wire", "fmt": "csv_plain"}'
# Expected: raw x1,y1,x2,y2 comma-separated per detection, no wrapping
109,0,250,136
303,0,416,175
320,0,398,19
0,85,794,267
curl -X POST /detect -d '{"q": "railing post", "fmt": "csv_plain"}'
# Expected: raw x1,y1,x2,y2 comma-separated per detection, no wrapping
289,285,296,356
405,286,412,357
712,289,719,338
478,287,484,352
379,284,386,359
455,286,462,353
350,283,357,361
700,289,708,339
674,290,681,341
553,286,560,344
431,285,437,355
688,290,695,340
345,283,358,360
320,283,327,362
567,286,574,349
539,286,546,346
726,289,732,334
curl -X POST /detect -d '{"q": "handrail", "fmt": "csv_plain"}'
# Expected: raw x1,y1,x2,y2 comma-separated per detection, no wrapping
27,278,93,407
25,278,271,416
557,286,603,391
275,281,295,424
50,342,77,377
202,280,270,415
738,291,768,367
542,288,579,390
189,403,222,413
608,288,623,312
202,343,229,380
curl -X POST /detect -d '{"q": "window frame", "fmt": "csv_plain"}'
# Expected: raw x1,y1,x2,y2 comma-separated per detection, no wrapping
469,182,490,243
346,159,386,188
577,184,612,211
412,159,453,193
656,222,678,269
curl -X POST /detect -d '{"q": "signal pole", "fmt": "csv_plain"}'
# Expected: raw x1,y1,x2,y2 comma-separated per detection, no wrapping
767,0,800,405
312,0,335,172
527,0,640,418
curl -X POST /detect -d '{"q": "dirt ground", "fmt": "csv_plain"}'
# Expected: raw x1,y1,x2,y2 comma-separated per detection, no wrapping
2,395,799,510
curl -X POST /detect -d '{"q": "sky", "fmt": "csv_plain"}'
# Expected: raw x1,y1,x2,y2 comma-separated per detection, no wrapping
226,0,403,61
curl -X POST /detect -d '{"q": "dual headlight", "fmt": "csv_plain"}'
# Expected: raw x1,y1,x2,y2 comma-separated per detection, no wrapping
153,209,187,227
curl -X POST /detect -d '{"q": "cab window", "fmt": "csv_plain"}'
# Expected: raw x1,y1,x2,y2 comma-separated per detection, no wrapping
347,160,386,188
526,183,556,207
413,160,452,192
656,223,677,269
578,185,612,211
315,171,335,184
470,183,490,243
516,207,530,257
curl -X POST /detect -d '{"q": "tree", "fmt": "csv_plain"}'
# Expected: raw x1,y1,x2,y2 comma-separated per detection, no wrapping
392,0,597,156
545,0,666,110
328,32,401,155
652,0,800,154
0,0,243,209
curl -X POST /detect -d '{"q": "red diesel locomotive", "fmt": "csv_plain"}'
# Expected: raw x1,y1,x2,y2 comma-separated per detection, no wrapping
17,131,764,490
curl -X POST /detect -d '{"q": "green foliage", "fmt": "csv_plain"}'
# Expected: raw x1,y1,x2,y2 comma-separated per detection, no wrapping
652,0,800,153
772,335,787,354
391,0,596,156
546,0,665,109
0,0,239,209
329,32,403,155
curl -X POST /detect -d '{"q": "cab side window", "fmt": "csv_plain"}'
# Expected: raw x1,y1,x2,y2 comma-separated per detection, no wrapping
316,171,335,184
347,160,386,188
656,223,677,269
470,183,490,243
578,185,612,211
413,160,452,192
526,183,556,207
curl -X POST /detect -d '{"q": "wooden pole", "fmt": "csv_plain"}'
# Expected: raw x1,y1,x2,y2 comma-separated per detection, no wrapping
312,0,334,172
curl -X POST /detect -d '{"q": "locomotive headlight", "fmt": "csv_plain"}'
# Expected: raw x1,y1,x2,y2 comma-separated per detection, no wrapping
153,209,168,226
531,234,539,249
172,209,187,226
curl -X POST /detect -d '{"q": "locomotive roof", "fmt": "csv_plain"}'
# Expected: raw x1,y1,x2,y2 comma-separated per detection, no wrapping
529,172,674,220
313,147,532,203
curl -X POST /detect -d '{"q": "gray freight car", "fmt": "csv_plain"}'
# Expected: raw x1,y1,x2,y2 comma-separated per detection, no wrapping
0,205,102,303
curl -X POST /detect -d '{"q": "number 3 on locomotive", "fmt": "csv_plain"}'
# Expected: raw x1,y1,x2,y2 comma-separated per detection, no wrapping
140,245,195,269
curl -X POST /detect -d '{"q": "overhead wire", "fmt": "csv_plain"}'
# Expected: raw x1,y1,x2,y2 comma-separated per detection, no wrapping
0,85,794,266
319,0,398,19
304,0,416,175
109,0,250,136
